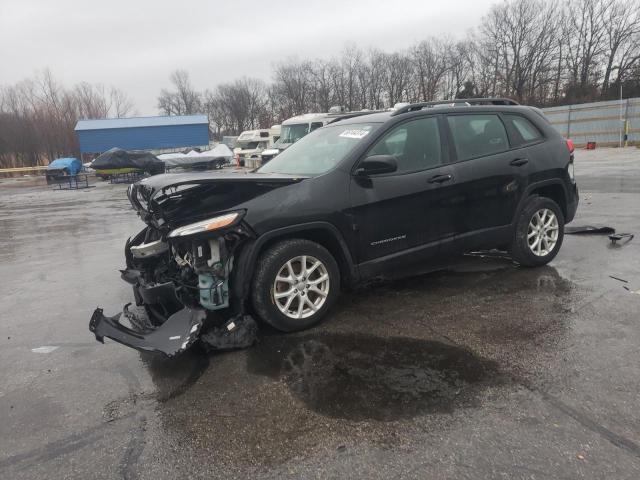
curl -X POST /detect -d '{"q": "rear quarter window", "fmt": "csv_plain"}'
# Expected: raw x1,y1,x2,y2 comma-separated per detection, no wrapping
504,114,543,145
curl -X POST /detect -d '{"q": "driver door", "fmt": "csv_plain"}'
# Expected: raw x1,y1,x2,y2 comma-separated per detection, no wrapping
348,115,457,272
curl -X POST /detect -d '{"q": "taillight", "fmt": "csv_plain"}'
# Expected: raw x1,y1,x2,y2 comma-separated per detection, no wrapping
566,139,575,182
566,139,575,153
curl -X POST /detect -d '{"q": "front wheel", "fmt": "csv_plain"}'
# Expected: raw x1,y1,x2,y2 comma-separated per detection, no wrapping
510,196,565,267
251,239,340,332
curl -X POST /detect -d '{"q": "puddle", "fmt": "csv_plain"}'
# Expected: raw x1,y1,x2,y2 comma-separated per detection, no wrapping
248,333,502,421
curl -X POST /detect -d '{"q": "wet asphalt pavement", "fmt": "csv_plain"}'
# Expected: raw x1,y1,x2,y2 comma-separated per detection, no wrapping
1,149,640,479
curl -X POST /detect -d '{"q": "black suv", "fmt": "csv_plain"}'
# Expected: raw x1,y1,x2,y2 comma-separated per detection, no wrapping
90,98,579,356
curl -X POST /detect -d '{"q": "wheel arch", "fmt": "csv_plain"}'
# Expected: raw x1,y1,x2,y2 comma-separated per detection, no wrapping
232,222,358,306
515,179,568,223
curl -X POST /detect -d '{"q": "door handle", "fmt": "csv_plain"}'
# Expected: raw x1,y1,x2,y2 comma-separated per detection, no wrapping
428,174,453,184
510,158,529,166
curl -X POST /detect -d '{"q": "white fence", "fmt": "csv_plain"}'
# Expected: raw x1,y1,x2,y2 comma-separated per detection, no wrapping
542,98,640,147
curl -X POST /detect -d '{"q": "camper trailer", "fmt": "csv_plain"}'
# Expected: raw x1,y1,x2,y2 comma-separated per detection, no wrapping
260,107,375,163
234,126,280,168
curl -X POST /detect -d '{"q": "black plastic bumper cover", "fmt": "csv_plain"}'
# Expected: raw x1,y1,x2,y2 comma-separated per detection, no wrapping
89,305,206,357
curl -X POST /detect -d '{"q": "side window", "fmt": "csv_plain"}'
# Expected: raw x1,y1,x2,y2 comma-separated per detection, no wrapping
504,114,543,145
368,117,442,173
447,114,509,161
310,122,323,132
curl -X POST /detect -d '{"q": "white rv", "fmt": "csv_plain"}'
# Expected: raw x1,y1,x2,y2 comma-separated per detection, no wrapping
234,125,281,167
260,107,375,163
259,113,334,163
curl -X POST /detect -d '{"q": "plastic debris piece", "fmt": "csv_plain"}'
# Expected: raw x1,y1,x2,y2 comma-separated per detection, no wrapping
200,315,258,351
609,233,634,245
609,275,629,283
565,226,615,235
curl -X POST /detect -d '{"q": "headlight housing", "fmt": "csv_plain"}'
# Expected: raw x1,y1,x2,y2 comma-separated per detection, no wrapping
168,212,242,238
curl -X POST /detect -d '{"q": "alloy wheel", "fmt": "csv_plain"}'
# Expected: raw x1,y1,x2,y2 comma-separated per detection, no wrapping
527,208,559,256
272,255,330,319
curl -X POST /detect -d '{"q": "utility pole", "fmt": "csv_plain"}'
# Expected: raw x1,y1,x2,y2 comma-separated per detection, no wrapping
619,82,623,148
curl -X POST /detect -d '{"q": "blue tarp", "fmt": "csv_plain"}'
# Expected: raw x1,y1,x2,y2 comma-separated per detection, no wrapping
47,158,82,176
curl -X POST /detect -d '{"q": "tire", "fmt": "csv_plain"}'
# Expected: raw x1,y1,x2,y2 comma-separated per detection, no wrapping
510,195,565,267
251,239,340,332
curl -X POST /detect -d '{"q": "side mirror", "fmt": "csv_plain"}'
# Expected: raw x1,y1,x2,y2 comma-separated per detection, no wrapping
354,155,398,176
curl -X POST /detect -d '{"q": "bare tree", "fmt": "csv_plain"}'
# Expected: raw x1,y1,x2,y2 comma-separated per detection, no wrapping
383,52,414,106
110,87,135,118
74,82,110,119
157,69,202,115
565,0,612,100
412,38,450,101
601,0,640,95
0,70,137,168
366,49,390,109
309,60,334,112
479,0,560,103
205,77,271,135
272,60,313,116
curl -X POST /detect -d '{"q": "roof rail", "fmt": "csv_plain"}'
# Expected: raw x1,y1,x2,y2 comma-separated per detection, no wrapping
326,109,387,123
390,98,520,116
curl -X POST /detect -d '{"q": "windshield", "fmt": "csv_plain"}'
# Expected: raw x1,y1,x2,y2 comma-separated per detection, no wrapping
258,123,379,175
239,142,260,150
278,124,310,145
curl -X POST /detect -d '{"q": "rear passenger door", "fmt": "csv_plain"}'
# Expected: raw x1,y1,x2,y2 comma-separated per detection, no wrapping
446,113,531,241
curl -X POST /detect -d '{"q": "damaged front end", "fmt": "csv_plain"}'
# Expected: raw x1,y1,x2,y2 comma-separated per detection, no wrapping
90,174,299,356
90,219,253,356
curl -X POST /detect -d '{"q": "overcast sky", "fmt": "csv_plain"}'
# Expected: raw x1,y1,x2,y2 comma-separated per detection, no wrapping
0,0,495,115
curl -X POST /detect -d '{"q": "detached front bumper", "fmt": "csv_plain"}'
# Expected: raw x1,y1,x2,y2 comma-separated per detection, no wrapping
90,305,206,357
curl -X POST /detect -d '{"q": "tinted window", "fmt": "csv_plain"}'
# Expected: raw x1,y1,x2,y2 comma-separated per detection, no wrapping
447,114,508,161
505,114,542,143
310,122,324,132
368,117,442,173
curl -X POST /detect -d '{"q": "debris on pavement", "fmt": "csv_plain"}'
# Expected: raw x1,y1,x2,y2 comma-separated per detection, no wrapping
565,226,634,247
609,233,634,245
609,275,629,283
200,314,258,351
565,226,616,235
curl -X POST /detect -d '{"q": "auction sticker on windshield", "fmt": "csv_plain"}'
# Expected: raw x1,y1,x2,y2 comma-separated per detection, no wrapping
339,129,370,139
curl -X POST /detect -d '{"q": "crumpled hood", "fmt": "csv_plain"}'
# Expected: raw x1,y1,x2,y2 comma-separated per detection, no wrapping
128,171,308,230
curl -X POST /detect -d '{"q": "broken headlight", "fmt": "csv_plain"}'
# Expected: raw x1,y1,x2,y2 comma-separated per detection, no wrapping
168,212,243,238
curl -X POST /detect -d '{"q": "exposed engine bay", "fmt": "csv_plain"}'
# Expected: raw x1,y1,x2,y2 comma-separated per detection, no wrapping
124,222,246,320
89,171,305,356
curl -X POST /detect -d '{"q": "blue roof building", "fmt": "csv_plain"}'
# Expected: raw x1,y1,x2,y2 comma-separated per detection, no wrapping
74,115,209,153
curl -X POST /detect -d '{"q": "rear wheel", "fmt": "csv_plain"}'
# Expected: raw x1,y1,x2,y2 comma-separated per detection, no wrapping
251,239,340,332
510,195,564,267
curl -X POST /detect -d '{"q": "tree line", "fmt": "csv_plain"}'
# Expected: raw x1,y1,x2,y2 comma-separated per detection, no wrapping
158,0,640,137
0,70,134,168
3,0,640,167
